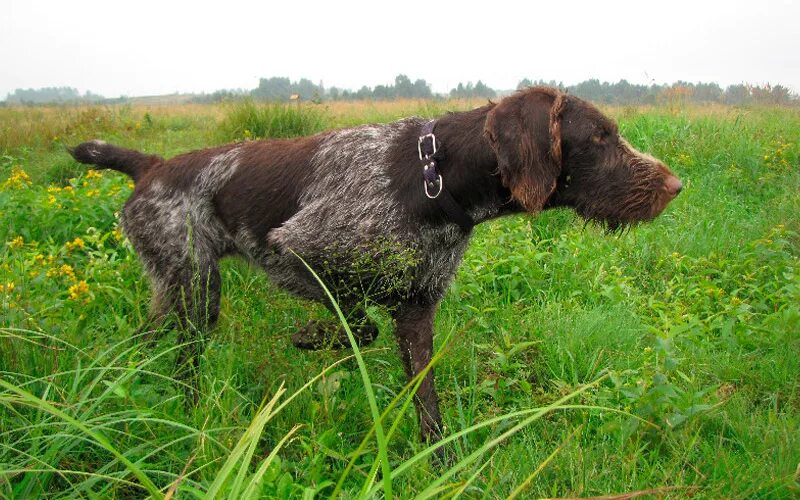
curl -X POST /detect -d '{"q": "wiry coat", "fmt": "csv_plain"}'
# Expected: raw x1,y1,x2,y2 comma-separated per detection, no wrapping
69,87,682,445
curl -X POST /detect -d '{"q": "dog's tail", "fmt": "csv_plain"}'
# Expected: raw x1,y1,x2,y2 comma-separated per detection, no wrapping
67,140,162,182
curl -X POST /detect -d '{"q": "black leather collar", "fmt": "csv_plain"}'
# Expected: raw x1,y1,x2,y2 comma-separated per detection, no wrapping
418,120,475,233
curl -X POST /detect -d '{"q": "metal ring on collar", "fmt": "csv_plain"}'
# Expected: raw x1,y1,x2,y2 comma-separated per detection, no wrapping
424,175,443,199
418,133,437,160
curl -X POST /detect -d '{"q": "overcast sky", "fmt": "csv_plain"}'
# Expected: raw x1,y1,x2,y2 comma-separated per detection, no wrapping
2,0,799,98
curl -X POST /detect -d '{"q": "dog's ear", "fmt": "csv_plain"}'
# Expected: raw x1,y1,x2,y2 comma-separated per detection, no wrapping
484,89,565,212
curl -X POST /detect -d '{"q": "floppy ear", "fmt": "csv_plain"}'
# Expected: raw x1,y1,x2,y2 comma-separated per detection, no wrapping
484,89,565,212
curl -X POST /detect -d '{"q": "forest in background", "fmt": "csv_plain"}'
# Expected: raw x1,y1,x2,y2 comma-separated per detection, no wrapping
4,74,797,106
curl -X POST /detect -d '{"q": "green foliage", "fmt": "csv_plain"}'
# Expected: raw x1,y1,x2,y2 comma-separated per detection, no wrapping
518,78,798,106
217,99,329,142
4,86,105,105
449,80,496,99
315,237,420,311
1,103,799,497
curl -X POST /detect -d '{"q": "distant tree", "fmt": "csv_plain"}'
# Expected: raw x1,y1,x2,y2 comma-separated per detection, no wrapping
320,74,432,100
769,85,792,104
723,84,750,105
251,77,325,101
571,78,604,102
373,84,391,100
217,75,797,105
5,86,104,104
661,83,693,105
356,85,372,100
412,79,432,98
693,82,723,102
394,74,413,98
474,81,495,98
517,78,533,90
449,80,495,98
191,88,247,103
449,82,465,98
252,77,289,100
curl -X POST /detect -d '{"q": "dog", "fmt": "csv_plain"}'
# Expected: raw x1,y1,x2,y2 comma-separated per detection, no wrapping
68,87,682,445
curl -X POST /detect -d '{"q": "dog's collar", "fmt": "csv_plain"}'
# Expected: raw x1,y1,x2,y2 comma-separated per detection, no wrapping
418,120,475,233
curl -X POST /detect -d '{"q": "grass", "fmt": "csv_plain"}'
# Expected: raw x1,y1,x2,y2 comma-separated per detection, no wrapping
216,100,330,142
0,100,799,498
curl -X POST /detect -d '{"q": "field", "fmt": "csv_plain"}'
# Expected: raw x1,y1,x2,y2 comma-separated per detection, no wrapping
1,99,799,498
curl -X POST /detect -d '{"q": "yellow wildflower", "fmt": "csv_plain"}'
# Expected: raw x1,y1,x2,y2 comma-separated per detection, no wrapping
63,185,74,194
60,264,76,280
68,280,90,301
86,189,100,197
85,170,103,180
66,237,86,252
47,186,63,193
8,236,24,249
2,167,32,189
5,282,14,293
112,228,124,241
34,254,45,265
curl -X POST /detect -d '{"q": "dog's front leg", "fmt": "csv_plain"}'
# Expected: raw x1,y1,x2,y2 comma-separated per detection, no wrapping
394,301,443,444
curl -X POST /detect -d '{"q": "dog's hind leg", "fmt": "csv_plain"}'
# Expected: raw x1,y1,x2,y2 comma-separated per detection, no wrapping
170,259,221,401
133,284,178,345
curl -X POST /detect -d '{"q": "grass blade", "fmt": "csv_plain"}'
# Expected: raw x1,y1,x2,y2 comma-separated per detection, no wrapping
291,250,394,499
0,378,163,499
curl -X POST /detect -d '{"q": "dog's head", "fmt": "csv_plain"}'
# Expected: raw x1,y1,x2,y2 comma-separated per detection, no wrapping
484,87,681,229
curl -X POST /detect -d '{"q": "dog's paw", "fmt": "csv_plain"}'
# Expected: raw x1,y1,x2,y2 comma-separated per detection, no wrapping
292,320,338,350
291,321,378,350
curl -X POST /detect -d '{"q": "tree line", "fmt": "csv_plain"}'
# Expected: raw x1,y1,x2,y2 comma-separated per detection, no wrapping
195,75,795,105
523,78,796,106
3,76,796,106
3,87,106,105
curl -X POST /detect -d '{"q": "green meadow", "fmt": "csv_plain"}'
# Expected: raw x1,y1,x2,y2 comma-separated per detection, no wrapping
1,99,798,498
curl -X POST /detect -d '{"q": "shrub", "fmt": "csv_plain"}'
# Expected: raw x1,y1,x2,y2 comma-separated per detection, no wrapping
217,99,329,142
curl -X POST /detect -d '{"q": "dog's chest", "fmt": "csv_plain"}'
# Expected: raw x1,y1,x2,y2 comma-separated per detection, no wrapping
248,120,471,304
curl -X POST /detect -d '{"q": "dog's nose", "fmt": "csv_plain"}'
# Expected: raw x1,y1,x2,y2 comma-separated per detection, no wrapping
665,176,682,197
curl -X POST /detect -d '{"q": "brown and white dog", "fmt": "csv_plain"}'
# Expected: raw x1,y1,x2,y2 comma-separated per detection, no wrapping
69,87,681,445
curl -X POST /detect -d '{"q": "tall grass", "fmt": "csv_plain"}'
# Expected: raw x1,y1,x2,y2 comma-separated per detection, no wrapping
216,100,330,142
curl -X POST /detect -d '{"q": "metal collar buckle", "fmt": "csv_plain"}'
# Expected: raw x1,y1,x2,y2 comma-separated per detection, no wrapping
424,175,443,199
418,133,437,160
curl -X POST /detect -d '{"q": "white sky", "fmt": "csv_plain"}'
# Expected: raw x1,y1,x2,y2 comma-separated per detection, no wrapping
1,0,799,98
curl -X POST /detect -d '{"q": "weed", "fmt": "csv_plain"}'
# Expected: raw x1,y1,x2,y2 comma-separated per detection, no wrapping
217,99,329,142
